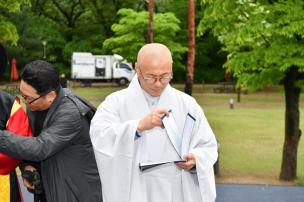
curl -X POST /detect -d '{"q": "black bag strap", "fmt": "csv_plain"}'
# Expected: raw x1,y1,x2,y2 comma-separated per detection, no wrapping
73,94,96,121
63,89,96,122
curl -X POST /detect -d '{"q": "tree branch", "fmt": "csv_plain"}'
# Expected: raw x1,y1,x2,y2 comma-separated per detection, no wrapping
297,72,304,80
239,11,271,47
52,0,70,24
37,1,63,24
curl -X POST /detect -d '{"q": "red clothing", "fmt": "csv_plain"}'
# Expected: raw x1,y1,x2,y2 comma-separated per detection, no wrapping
0,97,32,174
0,93,32,202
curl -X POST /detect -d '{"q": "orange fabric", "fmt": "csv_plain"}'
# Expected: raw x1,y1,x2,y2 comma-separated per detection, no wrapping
0,99,32,175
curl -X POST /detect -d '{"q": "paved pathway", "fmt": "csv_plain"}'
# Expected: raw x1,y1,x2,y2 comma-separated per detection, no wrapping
19,178,304,202
216,183,304,202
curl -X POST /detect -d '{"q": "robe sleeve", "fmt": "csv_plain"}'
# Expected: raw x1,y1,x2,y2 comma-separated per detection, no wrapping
188,104,218,202
90,93,140,156
90,93,140,202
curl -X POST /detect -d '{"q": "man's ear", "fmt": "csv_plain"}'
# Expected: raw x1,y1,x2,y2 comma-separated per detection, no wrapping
134,62,140,74
47,91,57,102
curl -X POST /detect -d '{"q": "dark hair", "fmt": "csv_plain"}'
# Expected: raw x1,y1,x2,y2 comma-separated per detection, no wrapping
21,60,60,95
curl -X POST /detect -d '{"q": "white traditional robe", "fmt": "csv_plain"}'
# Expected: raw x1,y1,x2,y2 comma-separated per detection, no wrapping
90,75,218,202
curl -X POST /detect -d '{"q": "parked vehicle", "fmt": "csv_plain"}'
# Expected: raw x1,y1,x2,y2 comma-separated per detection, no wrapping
71,52,135,86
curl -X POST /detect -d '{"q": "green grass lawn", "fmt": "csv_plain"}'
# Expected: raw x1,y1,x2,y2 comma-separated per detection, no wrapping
72,84,304,185
194,88,304,185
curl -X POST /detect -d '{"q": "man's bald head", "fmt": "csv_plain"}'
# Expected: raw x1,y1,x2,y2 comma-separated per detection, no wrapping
137,43,172,66
135,43,173,97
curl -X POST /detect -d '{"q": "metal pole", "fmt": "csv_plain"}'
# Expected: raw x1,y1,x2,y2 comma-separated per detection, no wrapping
42,40,47,59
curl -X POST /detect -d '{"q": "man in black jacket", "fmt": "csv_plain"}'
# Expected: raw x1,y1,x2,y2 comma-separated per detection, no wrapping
0,60,102,202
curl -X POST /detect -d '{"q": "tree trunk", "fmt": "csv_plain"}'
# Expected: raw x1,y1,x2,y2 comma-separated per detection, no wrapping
0,44,8,78
237,87,241,102
280,66,302,181
147,0,154,43
184,0,195,95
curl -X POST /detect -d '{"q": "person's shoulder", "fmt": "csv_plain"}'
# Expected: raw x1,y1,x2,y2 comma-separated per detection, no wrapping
0,92,15,127
59,96,79,113
104,88,129,101
170,87,205,117
0,91,14,102
63,89,94,108
61,89,94,115
0,91,14,111
53,89,79,114
171,87,197,103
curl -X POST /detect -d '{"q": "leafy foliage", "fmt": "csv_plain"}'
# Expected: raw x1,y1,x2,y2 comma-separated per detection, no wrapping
0,0,29,45
5,7,65,67
161,0,227,82
199,0,304,90
0,16,18,45
86,0,137,37
103,8,187,70
3,0,227,82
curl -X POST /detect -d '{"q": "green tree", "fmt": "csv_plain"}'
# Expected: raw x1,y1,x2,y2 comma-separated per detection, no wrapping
31,0,88,41
6,8,65,68
157,0,227,82
199,0,304,180
0,0,29,45
86,0,139,38
103,8,187,69
24,0,140,72
3,0,225,81
30,0,93,69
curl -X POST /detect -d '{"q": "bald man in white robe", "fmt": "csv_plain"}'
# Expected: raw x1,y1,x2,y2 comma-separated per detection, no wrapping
90,43,218,202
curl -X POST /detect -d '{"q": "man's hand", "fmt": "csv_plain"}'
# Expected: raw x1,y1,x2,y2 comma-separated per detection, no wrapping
137,108,170,132
22,165,36,190
175,153,196,170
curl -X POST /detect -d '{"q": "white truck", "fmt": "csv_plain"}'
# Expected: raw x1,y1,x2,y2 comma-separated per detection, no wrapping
71,52,135,86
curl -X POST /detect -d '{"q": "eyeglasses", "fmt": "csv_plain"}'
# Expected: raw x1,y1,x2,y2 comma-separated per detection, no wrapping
138,66,173,84
20,93,43,104
19,90,51,105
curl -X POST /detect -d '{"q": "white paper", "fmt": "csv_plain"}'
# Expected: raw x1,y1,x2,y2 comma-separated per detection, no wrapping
162,110,183,158
139,111,196,171
181,113,196,158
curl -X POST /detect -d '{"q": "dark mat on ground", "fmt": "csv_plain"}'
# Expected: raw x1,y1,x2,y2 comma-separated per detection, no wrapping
216,183,304,202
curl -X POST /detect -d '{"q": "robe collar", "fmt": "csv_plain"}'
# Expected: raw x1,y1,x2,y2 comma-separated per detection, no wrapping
141,87,160,111
128,74,177,117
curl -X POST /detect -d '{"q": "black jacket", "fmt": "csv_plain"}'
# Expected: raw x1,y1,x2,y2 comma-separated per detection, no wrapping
0,91,14,130
0,88,102,202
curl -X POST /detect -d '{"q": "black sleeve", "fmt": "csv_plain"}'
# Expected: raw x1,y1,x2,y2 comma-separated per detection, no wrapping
0,92,14,130
0,100,83,161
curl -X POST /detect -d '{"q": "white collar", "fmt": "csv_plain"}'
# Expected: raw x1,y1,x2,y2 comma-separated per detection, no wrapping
138,79,160,111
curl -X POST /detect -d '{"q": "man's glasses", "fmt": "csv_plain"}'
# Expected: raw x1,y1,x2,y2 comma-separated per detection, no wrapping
138,66,173,84
19,90,51,104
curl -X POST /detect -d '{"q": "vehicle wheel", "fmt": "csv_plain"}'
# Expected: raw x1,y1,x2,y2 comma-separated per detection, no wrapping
118,78,128,86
